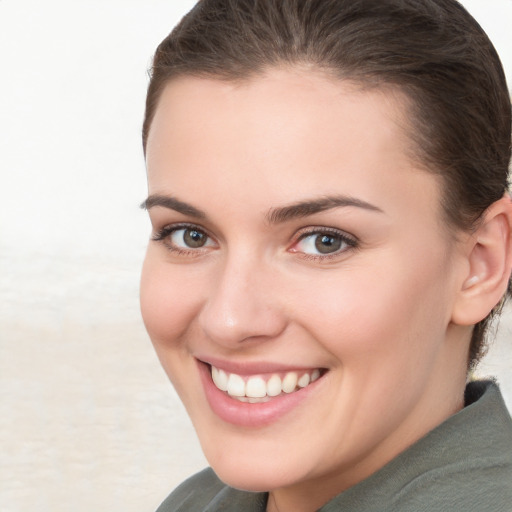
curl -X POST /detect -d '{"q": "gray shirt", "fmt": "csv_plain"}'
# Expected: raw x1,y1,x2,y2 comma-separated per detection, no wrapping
156,381,512,511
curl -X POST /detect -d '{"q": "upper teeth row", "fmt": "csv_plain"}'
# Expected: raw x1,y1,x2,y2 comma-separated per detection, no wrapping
211,366,321,399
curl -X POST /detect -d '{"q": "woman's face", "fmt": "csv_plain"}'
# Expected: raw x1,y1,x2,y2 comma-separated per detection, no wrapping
141,69,469,499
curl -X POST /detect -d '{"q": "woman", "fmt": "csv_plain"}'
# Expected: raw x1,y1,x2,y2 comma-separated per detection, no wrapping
140,1,512,510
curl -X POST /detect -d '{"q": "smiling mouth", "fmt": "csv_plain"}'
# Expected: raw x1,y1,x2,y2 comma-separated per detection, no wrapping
210,365,324,403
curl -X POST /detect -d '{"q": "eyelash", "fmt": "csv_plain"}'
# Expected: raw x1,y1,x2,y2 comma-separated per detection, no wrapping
152,223,358,260
152,223,215,257
291,227,358,261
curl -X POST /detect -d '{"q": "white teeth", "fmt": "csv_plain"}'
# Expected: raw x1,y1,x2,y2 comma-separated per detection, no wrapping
211,366,228,391
267,374,282,397
297,373,310,388
282,372,298,393
232,396,271,403
211,366,322,398
246,376,267,398
227,373,246,397
248,396,270,403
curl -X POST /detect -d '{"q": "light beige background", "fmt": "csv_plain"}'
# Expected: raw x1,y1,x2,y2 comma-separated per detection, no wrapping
1,1,511,511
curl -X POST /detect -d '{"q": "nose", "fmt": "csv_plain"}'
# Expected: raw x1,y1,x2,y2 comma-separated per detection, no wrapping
198,254,287,348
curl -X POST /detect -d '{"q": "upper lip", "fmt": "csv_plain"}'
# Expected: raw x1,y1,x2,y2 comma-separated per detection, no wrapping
196,355,325,376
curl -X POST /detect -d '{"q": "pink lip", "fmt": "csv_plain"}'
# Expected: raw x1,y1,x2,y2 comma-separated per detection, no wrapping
197,359,324,428
196,355,320,376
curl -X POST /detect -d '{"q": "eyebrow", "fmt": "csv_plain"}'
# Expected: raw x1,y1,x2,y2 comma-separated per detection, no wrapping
140,194,207,219
267,195,383,224
140,193,383,223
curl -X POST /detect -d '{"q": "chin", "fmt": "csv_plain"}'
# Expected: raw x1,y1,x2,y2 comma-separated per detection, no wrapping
212,463,291,493
201,440,310,493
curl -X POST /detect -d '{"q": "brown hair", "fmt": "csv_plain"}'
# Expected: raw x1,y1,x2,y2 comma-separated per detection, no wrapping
142,0,511,368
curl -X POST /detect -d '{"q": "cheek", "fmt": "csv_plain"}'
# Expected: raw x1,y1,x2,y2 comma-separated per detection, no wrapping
140,253,202,348
290,252,452,369
140,254,209,406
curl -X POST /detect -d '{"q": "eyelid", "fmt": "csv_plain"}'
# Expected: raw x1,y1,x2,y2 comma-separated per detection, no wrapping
152,222,211,239
295,226,357,242
152,222,218,254
151,222,357,260
289,226,358,259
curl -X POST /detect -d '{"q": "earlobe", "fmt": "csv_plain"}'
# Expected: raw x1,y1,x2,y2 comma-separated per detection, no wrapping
451,195,512,326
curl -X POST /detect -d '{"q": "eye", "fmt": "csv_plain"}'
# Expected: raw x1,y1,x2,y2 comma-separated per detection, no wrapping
291,228,357,257
152,224,216,253
171,227,211,248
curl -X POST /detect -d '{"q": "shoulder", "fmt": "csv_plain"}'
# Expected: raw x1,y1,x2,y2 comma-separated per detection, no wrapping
155,468,267,512
388,381,512,511
321,381,512,512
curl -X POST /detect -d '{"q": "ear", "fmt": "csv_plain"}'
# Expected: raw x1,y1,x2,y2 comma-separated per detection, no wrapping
451,195,512,326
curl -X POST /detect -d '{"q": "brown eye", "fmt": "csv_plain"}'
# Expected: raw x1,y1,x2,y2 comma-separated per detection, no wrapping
314,234,343,254
183,228,208,248
152,225,216,253
291,229,357,258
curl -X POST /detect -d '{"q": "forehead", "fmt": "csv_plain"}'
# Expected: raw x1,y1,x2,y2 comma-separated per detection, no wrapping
145,68,443,226
147,68,412,156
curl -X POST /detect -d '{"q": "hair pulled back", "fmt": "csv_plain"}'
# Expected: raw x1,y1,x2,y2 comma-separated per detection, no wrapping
143,0,512,368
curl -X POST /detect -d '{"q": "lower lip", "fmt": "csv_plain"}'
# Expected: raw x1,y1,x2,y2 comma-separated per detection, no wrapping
198,361,323,428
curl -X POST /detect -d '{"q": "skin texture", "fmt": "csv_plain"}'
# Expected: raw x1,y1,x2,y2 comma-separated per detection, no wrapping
140,68,511,512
